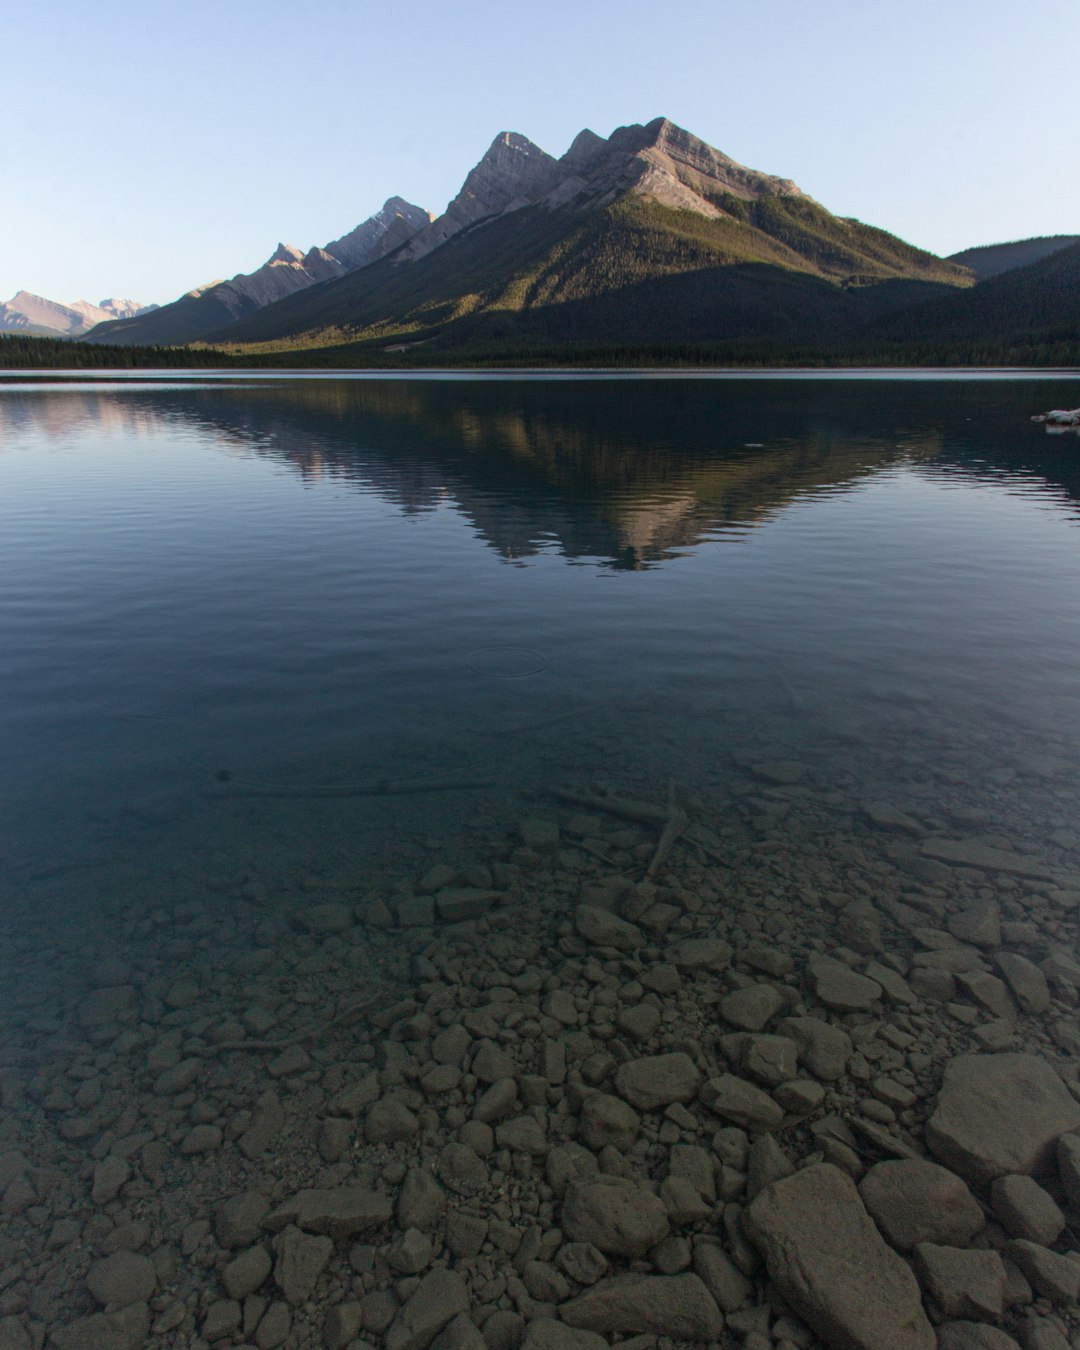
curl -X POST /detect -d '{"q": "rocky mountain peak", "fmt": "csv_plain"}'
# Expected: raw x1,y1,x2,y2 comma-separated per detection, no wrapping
267,243,306,266
400,132,564,262
559,129,608,174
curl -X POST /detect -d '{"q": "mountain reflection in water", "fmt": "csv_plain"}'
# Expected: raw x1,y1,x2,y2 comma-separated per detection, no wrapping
6,376,1080,570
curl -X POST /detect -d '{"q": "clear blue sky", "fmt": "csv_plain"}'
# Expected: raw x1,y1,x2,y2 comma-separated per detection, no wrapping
4,0,1078,306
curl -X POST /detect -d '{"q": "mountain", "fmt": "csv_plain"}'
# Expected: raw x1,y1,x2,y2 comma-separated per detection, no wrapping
84,197,432,347
0,291,155,338
203,117,972,361
948,235,1080,282
854,238,1080,362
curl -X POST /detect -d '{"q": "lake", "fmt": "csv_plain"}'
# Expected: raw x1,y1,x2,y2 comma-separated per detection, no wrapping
1,371,1079,1347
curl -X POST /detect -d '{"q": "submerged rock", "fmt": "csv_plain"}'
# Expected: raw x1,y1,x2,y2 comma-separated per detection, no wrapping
743,1164,935,1350
858,1159,984,1250
558,1272,723,1338
926,1054,1080,1184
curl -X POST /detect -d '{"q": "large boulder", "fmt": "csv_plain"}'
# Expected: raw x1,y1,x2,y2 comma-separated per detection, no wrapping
559,1273,723,1338
926,1054,1080,1185
743,1164,935,1350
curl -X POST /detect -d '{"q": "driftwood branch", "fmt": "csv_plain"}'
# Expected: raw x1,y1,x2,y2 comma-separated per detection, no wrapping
554,780,689,878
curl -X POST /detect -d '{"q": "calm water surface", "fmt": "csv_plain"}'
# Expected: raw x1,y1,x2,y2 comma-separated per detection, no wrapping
2,373,1080,986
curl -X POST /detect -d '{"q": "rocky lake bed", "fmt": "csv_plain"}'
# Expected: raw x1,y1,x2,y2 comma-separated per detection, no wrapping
2,745,1080,1350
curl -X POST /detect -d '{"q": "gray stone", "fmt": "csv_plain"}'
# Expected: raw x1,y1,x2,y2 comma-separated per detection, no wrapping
1056,1133,1080,1208
431,1314,486,1350
387,1227,434,1275
692,1239,753,1311
659,1175,711,1224
669,1143,716,1202
366,1097,420,1144
222,1245,272,1300
216,1190,270,1248
85,1252,156,1308
238,1089,284,1158
324,1302,365,1350
614,1053,701,1111
436,888,502,922
202,1299,242,1341
91,1155,130,1205
473,1078,518,1124
254,1300,291,1349
432,1023,471,1065
1018,1317,1071,1350
0,1319,31,1350
775,1079,826,1115
616,1002,660,1042
574,905,642,952
546,1142,599,1199
51,1304,149,1350
936,1323,1022,1350
579,1093,639,1151
920,838,1057,880
271,1225,332,1304
559,1273,724,1339
663,937,732,972
561,1177,669,1258
743,1164,935,1350
557,1241,607,1285
926,1054,1080,1184
746,1135,795,1200
994,954,1050,1015
859,1159,985,1251
439,1142,489,1193
740,1035,799,1088
521,1319,608,1350
807,955,882,1011
991,1175,1065,1245
864,801,923,834
471,1039,517,1082
699,1074,783,1132
446,1212,488,1258
779,1016,852,1081
265,1185,392,1239
955,971,1017,1021
913,1244,1006,1319
386,1269,470,1350
1005,1240,1080,1303
398,1168,446,1232
496,1115,547,1155
719,984,785,1031
948,901,1001,948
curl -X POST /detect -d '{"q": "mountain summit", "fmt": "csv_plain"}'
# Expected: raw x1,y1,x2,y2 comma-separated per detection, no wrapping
398,117,806,263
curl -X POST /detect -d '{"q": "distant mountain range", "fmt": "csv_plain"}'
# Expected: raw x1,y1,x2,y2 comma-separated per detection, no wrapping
0,292,155,338
6,117,1077,366
84,197,432,348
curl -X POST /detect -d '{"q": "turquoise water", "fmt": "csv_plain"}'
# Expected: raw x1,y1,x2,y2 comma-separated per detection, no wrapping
1,372,1080,996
